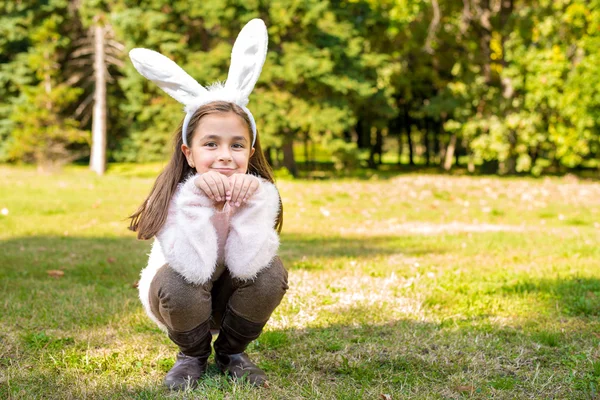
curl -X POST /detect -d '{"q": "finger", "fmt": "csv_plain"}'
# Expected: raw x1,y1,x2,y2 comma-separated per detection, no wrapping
222,174,232,198
237,177,252,206
204,173,221,201
196,177,214,200
243,177,260,202
215,173,228,200
226,174,237,202
231,176,245,205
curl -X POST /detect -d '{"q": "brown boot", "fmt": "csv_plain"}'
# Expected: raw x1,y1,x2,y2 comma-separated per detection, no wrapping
164,320,212,390
213,307,268,386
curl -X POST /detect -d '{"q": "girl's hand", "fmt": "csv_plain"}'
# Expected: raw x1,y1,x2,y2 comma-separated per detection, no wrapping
194,171,230,202
227,174,259,207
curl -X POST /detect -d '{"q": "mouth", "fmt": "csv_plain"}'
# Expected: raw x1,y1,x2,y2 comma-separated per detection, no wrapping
211,168,235,175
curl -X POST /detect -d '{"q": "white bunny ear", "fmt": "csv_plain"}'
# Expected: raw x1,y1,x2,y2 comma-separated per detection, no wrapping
224,19,268,103
129,48,207,106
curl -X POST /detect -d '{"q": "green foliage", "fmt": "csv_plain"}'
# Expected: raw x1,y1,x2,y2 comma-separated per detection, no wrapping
6,12,88,168
1,0,599,173
425,0,600,174
10,84,88,167
328,138,362,171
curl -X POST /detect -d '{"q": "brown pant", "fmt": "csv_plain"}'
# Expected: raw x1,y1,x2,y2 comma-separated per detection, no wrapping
148,257,288,333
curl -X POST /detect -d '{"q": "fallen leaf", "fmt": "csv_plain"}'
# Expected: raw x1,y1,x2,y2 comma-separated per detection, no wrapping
132,281,139,289
456,385,475,393
107,257,116,263
380,395,392,400
47,270,65,278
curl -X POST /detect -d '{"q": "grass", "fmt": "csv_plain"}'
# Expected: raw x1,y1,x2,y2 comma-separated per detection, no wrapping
1,165,599,399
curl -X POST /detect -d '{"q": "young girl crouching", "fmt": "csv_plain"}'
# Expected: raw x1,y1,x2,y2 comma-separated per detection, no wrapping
129,101,288,389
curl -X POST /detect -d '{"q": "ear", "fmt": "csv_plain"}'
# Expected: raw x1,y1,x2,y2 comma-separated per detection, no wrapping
224,19,268,101
181,143,194,167
249,147,256,158
129,48,207,105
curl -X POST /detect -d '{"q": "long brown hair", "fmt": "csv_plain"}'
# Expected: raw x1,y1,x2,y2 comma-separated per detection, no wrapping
129,101,283,239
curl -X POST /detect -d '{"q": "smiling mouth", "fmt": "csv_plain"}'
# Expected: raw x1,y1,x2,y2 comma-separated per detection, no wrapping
212,168,235,175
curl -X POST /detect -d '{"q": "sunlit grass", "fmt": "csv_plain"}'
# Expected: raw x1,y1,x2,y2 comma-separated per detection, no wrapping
1,165,599,399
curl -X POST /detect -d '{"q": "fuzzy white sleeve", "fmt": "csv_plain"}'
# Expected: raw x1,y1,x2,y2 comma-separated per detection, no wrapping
225,179,281,281
155,174,218,284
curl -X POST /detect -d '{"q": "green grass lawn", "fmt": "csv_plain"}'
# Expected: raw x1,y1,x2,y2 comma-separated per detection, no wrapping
1,165,599,399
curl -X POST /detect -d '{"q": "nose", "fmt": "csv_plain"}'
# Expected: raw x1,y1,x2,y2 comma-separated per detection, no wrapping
218,148,232,162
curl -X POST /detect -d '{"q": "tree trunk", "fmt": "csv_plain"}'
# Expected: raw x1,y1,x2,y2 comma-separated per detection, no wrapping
404,106,414,166
424,118,431,166
376,129,383,165
303,132,309,171
369,128,383,167
473,0,493,85
282,137,297,177
444,134,457,171
433,120,440,166
397,132,403,165
90,22,106,176
311,139,316,170
264,146,273,166
455,140,460,166
500,0,515,99
356,119,370,149
468,153,475,173
438,115,448,165
275,147,281,168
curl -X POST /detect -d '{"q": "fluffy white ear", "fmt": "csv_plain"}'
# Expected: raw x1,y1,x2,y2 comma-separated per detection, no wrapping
129,48,207,105
224,19,268,102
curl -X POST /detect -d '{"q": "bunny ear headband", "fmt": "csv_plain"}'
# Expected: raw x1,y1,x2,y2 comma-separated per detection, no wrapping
128,18,268,147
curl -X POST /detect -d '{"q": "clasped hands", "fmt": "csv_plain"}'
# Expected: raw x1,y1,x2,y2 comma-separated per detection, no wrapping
194,171,259,208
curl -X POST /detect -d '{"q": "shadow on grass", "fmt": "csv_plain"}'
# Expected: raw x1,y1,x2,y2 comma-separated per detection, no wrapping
0,232,438,336
292,161,600,182
1,233,444,278
4,313,600,399
502,276,600,317
279,233,444,264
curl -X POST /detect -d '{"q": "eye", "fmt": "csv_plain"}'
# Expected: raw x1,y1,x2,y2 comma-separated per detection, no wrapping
232,143,245,149
204,142,217,148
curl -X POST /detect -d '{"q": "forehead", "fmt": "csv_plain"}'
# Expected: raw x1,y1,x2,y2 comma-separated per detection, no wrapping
194,112,250,140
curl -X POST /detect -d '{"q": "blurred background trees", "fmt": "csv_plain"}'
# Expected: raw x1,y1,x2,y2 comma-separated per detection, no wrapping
0,0,598,176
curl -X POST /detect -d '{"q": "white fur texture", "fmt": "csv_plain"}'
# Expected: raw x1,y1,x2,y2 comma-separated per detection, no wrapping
157,175,217,285
137,241,168,331
225,181,281,281
225,18,269,101
129,48,207,105
137,174,281,328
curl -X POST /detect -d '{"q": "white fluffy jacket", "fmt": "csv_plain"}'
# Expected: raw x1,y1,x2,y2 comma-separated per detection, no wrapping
137,174,281,330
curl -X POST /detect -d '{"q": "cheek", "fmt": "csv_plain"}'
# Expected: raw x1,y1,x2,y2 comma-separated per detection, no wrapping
234,152,250,166
193,149,212,164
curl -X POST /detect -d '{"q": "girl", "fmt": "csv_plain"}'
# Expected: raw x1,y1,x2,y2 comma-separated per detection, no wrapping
127,20,287,389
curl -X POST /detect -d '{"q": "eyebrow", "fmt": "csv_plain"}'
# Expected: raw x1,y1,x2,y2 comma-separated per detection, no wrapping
201,134,248,143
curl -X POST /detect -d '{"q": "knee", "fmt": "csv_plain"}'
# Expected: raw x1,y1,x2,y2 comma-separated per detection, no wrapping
248,256,289,297
149,265,212,329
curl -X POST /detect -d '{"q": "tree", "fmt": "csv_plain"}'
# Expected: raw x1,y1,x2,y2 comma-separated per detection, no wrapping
70,0,125,175
8,14,88,170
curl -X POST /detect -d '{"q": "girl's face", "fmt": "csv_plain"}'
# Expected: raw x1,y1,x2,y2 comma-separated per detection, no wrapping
182,112,255,177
